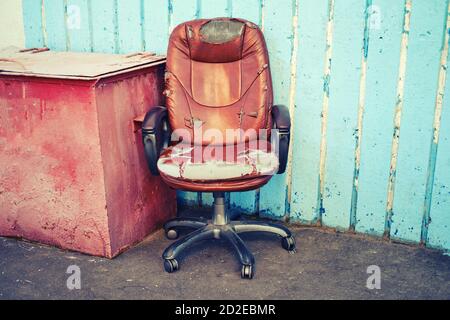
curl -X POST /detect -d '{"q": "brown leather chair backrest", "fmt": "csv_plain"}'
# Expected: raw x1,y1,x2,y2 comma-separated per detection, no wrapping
165,18,273,145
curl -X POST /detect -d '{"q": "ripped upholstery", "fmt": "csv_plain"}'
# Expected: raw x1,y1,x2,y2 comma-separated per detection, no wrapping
199,19,245,44
157,144,279,181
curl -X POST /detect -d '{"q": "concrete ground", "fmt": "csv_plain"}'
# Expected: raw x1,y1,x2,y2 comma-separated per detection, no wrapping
1,214,449,300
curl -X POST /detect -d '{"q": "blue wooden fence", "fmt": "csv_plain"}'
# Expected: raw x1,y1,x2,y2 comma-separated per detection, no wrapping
21,0,450,253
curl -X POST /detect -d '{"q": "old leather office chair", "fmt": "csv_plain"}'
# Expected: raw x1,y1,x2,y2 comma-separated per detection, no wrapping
142,18,294,279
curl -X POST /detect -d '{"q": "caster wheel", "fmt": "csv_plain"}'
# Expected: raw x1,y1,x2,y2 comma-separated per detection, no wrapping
166,229,179,240
281,236,296,253
164,259,179,273
241,264,254,279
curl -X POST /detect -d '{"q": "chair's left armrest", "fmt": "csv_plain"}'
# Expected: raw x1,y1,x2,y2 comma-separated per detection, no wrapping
141,106,171,175
271,104,291,174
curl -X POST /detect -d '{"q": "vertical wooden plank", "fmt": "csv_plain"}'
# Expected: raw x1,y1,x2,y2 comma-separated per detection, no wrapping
113,0,120,53
142,0,169,55
289,0,328,223
231,0,259,23
90,0,117,53
116,0,142,53
200,0,231,18
321,0,365,230
259,0,295,219
424,1,450,250
178,193,199,210
65,0,91,52
140,0,146,51
171,0,197,27
43,0,68,51
384,0,411,237
428,95,450,251
316,0,334,225
229,0,263,214
390,0,447,243
177,192,198,209
349,0,371,230
428,55,450,251
230,190,259,215
177,191,199,208
22,0,45,48
285,0,299,220
355,0,405,236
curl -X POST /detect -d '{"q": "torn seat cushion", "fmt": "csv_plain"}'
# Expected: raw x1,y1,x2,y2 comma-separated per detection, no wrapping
157,143,279,182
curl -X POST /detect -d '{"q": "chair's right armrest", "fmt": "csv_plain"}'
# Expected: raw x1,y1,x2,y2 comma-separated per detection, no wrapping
142,106,171,175
271,104,291,174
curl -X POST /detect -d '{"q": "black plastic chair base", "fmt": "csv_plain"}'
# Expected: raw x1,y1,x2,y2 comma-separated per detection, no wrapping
161,205,296,279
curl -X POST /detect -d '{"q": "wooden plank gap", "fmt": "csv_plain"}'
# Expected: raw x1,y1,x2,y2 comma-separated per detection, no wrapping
284,0,299,221
350,0,372,231
384,0,412,239
317,0,335,226
421,0,450,246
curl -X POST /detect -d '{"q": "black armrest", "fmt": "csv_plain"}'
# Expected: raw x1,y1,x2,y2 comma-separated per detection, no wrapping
272,104,291,132
142,106,171,175
271,104,291,174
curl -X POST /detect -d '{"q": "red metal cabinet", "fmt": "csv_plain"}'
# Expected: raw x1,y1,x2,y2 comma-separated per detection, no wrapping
0,48,176,257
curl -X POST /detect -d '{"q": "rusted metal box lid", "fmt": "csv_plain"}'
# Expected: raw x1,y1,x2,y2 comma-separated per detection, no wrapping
0,46,165,80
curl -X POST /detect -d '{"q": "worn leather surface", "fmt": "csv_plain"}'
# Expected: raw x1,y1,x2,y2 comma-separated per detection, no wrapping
165,18,273,145
160,171,272,192
157,143,279,181
160,17,280,192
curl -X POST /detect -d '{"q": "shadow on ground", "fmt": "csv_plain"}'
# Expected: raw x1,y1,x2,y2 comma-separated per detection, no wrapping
1,220,449,299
